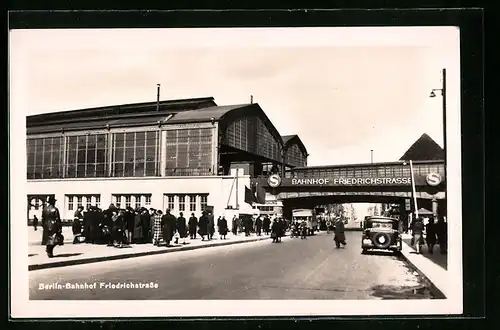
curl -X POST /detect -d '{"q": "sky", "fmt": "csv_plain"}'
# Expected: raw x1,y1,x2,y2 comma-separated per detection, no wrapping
9,27,460,218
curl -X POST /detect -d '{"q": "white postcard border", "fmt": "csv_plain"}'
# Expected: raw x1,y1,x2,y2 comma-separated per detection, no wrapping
10,26,463,318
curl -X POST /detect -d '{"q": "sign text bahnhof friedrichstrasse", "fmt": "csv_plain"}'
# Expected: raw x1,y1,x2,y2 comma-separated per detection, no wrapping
289,177,412,186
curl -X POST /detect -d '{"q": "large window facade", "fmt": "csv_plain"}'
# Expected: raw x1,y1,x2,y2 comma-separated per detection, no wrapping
165,128,213,176
284,143,307,167
27,137,65,179
66,134,108,178
224,116,281,163
112,131,160,177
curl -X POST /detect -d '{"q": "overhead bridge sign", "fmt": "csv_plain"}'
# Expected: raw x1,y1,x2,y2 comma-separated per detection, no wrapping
291,177,412,186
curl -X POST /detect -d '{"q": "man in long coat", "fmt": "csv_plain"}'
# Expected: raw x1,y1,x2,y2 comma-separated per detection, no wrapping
138,207,151,244
425,217,437,254
255,216,263,236
161,209,176,246
207,212,215,240
333,218,347,248
231,215,239,236
72,206,84,244
188,213,198,239
217,215,228,239
435,217,447,254
244,217,252,236
271,219,279,243
263,215,270,235
42,196,63,258
198,211,209,241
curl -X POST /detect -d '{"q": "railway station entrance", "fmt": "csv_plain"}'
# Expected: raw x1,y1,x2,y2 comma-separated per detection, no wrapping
251,133,447,227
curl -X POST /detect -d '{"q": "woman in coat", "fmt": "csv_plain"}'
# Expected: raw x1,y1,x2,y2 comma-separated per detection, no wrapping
333,218,347,248
153,210,163,246
218,216,228,239
176,212,188,244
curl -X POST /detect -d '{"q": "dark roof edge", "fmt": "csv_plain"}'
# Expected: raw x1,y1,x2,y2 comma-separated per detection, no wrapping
27,110,177,128
27,97,216,122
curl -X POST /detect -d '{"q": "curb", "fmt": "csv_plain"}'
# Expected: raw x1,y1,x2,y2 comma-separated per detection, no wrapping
398,242,447,299
29,236,271,271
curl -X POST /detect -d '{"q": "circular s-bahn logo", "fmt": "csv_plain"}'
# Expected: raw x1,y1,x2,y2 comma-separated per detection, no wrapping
267,174,282,188
426,172,442,187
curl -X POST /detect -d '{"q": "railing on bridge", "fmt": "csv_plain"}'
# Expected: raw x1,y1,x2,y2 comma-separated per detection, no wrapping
285,160,444,180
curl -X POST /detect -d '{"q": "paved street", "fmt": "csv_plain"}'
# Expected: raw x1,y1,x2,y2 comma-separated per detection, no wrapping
30,232,433,300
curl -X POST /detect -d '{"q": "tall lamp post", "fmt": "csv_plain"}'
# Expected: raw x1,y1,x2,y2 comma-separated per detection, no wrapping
430,68,447,219
370,149,374,176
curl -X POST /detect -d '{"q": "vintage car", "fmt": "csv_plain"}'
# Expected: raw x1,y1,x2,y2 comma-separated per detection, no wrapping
361,216,402,254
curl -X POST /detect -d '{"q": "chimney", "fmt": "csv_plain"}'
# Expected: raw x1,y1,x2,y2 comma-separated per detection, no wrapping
250,95,253,104
156,84,161,111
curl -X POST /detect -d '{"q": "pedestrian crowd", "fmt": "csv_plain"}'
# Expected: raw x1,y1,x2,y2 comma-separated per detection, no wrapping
36,196,290,258
410,216,447,255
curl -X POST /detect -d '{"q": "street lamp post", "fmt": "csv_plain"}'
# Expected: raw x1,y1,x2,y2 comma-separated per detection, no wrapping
430,68,447,219
370,149,374,176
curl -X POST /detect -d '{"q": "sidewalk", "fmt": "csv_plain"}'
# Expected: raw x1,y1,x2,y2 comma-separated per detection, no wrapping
28,226,74,246
399,233,448,299
28,232,271,271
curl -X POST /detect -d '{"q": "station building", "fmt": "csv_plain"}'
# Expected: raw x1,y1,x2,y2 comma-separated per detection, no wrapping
26,97,308,222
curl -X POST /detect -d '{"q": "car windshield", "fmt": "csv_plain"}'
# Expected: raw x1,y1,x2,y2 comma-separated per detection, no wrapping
370,222,393,229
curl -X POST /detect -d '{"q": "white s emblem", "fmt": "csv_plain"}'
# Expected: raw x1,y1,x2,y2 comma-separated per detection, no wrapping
426,173,442,187
267,174,282,188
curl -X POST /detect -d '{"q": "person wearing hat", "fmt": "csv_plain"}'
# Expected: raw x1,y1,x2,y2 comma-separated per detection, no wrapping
198,211,209,241
161,208,176,246
207,211,216,240
217,215,228,240
231,215,239,236
72,206,84,244
41,196,63,258
333,217,347,248
176,212,188,244
188,213,198,239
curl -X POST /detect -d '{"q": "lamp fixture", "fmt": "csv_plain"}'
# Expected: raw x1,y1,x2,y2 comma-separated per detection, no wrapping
429,88,442,98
